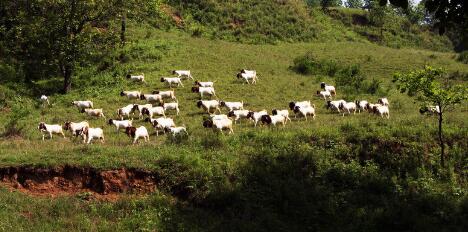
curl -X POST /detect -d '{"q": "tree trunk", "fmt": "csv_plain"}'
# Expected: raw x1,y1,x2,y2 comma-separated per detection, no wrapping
438,110,445,167
120,12,126,46
62,64,72,93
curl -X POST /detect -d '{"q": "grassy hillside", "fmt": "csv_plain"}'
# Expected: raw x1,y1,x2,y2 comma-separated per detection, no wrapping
159,0,452,51
0,22,467,230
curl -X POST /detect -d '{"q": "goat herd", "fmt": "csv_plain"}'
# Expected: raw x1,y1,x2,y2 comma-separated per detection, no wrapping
38,69,394,145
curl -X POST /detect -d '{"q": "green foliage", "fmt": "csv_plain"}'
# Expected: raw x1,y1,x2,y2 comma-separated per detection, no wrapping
345,0,364,8
393,66,467,108
321,0,342,8
457,51,468,64
292,53,381,94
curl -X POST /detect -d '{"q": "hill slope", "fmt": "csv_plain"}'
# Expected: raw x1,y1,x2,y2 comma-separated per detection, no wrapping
160,0,452,51
0,22,467,230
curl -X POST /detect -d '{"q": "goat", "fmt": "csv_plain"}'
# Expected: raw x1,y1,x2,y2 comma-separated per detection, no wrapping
108,119,132,132
203,119,234,134
125,126,149,144
38,122,65,140
126,73,145,82
120,91,141,100
293,105,316,120
82,108,106,119
160,77,184,87
196,100,221,114
320,82,336,96
172,70,193,80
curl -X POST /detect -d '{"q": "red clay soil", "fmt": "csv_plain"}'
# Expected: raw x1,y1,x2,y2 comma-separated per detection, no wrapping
0,166,157,201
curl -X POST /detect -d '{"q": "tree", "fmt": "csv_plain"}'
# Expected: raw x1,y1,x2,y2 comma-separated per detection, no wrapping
345,0,364,8
0,0,120,93
393,66,467,167
321,0,342,9
368,0,387,38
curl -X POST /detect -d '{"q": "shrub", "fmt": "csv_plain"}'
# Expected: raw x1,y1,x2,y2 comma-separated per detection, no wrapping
456,51,468,64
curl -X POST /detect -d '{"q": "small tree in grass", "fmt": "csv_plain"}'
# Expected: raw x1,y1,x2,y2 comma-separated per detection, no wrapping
393,66,467,167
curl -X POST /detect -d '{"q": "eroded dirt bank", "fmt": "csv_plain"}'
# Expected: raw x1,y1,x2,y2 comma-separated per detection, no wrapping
0,166,157,200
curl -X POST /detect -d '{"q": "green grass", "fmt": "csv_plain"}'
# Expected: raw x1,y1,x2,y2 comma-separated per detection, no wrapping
0,23,467,231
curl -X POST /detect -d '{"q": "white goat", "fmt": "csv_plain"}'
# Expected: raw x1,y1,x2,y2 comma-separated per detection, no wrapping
141,106,166,119
152,90,176,100
72,100,93,111
120,91,141,100
126,73,145,82
227,110,250,124
108,119,133,132
82,108,106,119
192,87,216,99
293,105,316,120
194,81,214,87
338,102,357,116
79,127,105,144
125,126,149,144
247,110,268,127
163,101,180,115
220,101,244,111
161,77,184,87
203,118,234,134
172,70,193,80
197,100,221,114
38,122,65,140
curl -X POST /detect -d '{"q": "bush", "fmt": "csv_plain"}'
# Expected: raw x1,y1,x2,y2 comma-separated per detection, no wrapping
457,51,468,64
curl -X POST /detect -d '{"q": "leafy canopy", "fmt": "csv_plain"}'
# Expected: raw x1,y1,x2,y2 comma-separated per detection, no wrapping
393,66,467,111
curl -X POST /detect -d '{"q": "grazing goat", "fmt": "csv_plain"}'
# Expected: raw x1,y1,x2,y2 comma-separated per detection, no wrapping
161,77,184,87
227,110,250,124
326,100,346,113
365,103,382,113
120,91,141,100
316,90,332,100
197,100,221,114
165,126,188,137
260,115,286,127
117,104,135,120
236,72,257,84
126,73,145,82
203,119,234,134
172,70,193,80
210,114,229,121
192,87,216,99
38,122,65,141
163,101,180,115
420,105,440,115
141,106,165,119
132,104,153,119
220,101,244,111
63,121,89,138
338,102,357,116
372,105,390,119
293,105,316,120
320,82,336,96
79,127,105,144
378,98,389,106
194,81,214,87
82,108,106,119
72,100,93,111
140,94,163,105
145,117,175,136
271,109,291,123
125,126,149,144
355,100,369,113
152,90,176,100
108,119,132,132
40,95,50,105
247,110,268,127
